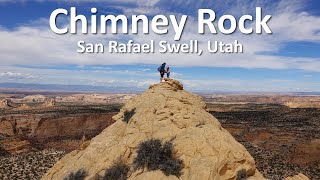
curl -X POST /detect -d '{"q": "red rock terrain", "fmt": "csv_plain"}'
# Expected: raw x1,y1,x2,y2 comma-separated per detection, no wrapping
0,97,122,179
205,94,320,108
1,93,133,156
0,103,120,153
0,92,318,179
42,79,266,180
208,102,320,179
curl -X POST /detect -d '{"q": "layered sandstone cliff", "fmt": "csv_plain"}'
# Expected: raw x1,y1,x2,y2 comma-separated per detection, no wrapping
42,79,266,180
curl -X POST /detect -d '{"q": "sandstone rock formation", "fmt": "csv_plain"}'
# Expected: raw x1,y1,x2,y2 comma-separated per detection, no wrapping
42,99,56,108
0,108,116,144
42,79,265,180
18,103,30,110
0,138,34,154
0,99,13,109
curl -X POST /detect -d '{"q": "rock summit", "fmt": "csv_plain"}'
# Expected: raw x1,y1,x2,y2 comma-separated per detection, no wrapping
42,79,266,180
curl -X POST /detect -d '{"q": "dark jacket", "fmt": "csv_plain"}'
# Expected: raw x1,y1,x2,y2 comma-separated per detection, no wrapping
158,64,166,73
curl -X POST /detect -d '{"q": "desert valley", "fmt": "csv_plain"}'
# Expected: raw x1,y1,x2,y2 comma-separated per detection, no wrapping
0,84,319,180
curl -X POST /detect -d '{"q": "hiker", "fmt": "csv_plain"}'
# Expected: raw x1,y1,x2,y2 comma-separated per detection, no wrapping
158,63,166,82
166,66,170,78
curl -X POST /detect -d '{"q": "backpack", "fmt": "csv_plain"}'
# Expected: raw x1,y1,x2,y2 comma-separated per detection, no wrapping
157,65,162,72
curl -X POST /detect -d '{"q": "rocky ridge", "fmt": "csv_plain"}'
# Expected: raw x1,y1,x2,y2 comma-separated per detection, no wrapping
42,79,264,180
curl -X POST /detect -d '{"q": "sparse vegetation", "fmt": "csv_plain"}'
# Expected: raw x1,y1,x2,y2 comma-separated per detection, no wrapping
123,108,135,123
64,169,88,180
0,145,9,156
0,150,65,179
102,158,130,180
133,139,183,177
236,169,248,180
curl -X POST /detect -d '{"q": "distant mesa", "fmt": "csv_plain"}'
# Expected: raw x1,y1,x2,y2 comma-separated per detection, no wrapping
23,95,47,102
284,101,320,108
57,94,136,103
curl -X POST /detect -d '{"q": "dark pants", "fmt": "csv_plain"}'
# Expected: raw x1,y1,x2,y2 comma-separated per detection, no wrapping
160,71,165,78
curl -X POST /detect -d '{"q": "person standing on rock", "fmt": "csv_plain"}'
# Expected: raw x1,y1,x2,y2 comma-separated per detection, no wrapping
166,66,170,78
158,63,166,82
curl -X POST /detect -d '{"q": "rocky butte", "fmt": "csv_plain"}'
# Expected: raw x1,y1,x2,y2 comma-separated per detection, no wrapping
42,79,308,180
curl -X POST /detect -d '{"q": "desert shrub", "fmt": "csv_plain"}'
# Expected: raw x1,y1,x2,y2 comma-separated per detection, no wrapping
133,139,162,170
64,169,88,180
133,139,183,177
123,108,135,123
0,145,9,157
102,159,130,180
236,169,248,180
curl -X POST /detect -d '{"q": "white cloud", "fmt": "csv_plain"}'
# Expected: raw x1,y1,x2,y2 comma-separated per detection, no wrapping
0,65,319,92
0,65,158,86
0,0,319,92
0,0,319,72
181,78,320,92
0,71,38,80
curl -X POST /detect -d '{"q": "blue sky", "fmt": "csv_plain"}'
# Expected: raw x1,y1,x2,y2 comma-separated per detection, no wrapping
0,0,319,92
